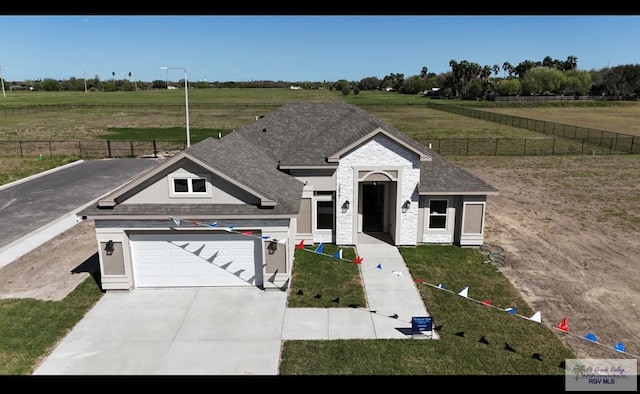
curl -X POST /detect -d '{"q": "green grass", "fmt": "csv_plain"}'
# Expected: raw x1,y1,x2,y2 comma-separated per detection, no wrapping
100,127,232,142
288,244,363,308
0,155,81,186
0,243,576,375
0,277,104,375
279,245,576,375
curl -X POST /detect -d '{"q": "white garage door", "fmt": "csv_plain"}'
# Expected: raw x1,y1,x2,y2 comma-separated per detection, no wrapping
130,233,257,288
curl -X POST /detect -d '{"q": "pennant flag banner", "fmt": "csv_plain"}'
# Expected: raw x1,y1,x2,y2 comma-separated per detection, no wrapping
614,342,626,353
529,311,542,323
163,216,639,359
556,317,569,333
458,287,469,298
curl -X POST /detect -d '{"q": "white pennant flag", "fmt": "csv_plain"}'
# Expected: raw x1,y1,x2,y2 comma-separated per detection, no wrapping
529,311,542,323
458,286,469,298
169,216,180,226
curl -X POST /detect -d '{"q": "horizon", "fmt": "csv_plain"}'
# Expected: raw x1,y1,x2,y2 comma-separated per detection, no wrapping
0,15,638,83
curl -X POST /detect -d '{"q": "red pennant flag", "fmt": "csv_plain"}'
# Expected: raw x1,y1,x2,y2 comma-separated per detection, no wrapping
556,317,568,332
414,278,424,284
241,231,253,236
481,300,492,306
296,240,305,250
352,256,363,264
190,220,199,226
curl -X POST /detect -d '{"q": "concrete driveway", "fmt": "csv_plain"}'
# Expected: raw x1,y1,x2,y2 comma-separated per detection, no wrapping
33,287,288,375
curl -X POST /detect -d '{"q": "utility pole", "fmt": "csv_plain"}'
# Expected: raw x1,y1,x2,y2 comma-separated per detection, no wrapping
83,70,88,94
0,66,6,98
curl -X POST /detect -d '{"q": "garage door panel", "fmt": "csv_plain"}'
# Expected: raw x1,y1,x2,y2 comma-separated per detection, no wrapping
130,235,258,288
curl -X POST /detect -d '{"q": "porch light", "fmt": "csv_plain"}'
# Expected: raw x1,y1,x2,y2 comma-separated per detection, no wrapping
105,240,115,256
402,200,411,213
342,200,350,212
267,240,278,254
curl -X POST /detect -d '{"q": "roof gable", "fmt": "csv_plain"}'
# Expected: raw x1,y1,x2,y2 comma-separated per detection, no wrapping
97,136,304,211
326,127,429,163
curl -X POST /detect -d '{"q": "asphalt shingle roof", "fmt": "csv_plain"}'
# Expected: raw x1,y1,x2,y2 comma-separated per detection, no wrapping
233,102,432,167
419,150,499,194
83,102,497,218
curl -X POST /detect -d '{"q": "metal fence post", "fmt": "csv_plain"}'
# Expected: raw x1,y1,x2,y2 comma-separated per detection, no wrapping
153,140,158,158
107,140,112,158
130,141,134,157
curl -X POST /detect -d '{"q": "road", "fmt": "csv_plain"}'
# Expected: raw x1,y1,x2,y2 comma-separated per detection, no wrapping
0,158,161,268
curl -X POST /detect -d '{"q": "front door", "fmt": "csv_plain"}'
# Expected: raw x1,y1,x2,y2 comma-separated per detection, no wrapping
362,183,385,232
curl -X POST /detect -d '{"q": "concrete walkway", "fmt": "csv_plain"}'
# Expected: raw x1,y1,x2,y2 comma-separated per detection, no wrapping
283,232,433,340
33,232,435,375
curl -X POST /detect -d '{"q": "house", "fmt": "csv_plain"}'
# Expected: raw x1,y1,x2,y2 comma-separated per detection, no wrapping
78,102,498,292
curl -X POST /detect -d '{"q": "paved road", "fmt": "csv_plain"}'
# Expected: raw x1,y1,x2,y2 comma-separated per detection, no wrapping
0,158,161,267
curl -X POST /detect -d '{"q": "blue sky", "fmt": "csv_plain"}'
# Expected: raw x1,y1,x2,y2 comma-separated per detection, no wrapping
0,15,638,83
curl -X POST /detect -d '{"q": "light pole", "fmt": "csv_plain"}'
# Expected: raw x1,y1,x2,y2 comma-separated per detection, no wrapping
160,66,190,147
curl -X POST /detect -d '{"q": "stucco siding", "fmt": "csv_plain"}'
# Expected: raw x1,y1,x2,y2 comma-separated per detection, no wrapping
124,167,259,205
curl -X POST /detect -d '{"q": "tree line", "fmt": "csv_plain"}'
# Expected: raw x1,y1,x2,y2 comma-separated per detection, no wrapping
7,56,640,100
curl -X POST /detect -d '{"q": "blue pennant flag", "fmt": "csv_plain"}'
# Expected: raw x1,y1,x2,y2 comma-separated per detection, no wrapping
504,307,516,315
262,236,270,240
437,283,445,289
375,263,382,270
333,249,343,259
314,243,324,254
614,342,626,353
208,221,218,227
584,332,597,342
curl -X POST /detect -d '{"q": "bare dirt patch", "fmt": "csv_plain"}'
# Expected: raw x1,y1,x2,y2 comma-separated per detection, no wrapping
451,154,640,361
0,219,99,301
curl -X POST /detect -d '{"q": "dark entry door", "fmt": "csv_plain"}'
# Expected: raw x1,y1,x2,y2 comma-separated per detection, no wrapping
362,183,384,232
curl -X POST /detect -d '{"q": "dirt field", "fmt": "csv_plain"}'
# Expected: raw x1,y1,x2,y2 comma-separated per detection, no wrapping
450,154,640,362
0,154,638,364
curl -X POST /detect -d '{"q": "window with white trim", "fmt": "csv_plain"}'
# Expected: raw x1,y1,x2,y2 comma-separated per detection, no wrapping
169,174,211,198
428,200,448,229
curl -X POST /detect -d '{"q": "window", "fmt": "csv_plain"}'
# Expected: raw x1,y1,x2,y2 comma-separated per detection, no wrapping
314,191,334,230
169,174,211,197
316,201,334,229
428,200,448,229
